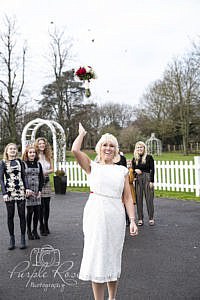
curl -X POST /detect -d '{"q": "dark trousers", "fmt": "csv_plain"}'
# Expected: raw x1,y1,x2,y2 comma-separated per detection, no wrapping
6,200,26,236
39,197,50,230
135,172,154,220
27,205,41,233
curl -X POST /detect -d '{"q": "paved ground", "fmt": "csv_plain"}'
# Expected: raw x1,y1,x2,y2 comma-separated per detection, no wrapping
0,192,200,300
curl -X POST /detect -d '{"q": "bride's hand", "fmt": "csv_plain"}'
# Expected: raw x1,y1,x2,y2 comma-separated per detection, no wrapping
79,122,87,136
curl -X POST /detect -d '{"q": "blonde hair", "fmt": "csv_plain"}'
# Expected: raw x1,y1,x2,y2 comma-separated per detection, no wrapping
95,133,119,163
3,143,18,161
134,141,148,165
22,144,38,161
34,137,52,163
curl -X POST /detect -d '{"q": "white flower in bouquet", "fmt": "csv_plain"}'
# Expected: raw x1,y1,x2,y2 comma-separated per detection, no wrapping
75,65,96,98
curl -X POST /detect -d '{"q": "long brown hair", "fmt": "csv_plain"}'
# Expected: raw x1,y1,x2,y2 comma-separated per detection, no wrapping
34,137,52,163
22,144,38,161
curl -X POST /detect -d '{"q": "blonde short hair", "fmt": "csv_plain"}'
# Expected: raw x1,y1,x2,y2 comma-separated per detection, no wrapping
95,133,119,163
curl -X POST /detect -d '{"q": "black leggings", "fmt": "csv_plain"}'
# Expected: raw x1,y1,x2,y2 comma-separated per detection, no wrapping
6,200,26,236
39,197,50,228
27,205,40,233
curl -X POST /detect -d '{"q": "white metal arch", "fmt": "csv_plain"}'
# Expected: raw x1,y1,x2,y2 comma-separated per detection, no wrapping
146,133,162,156
21,118,66,171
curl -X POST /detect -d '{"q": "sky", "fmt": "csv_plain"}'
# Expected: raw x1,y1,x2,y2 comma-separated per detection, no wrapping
1,0,200,107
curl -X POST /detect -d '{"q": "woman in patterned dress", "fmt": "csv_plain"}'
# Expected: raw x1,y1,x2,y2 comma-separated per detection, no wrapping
22,145,44,240
0,143,31,250
72,123,138,300
35,137,53,236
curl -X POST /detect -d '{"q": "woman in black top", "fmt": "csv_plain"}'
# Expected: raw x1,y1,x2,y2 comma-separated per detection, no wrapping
0,143,30,250
115,153,131,226
132,141,155,226
22,145,44,240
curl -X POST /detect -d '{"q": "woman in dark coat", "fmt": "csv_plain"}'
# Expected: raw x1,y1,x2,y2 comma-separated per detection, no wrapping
132,141,155,226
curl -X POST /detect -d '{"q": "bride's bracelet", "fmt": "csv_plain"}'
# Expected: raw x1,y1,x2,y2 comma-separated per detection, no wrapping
129,217,135,222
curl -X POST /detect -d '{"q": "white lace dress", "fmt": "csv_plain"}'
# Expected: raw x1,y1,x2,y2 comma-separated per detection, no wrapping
79,161,128,283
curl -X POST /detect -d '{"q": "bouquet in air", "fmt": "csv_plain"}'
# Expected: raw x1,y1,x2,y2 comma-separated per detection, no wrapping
75,66,96,98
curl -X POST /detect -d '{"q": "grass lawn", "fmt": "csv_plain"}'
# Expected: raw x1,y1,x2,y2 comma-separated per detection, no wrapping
0,150,196,162
151,152,195,162
1,151,199,201
65,151,200,201
155,190,200,202
67,150,197,162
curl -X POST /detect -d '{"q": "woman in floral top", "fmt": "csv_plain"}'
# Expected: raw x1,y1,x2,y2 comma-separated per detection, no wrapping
35,137,53,236
0,143,31,250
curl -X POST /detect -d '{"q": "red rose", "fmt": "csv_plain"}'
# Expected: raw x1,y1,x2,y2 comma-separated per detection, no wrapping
76,67,86,76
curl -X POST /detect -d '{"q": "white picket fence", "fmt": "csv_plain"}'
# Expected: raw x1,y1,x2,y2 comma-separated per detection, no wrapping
57,156,200,196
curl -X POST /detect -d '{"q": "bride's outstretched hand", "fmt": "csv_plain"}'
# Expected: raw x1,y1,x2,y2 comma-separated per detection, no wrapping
79,122,87,136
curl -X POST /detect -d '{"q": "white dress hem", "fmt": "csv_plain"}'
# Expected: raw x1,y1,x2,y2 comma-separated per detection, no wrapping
79,273,121,283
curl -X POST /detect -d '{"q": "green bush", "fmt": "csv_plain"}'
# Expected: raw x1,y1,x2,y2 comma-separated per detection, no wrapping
55,169,65,176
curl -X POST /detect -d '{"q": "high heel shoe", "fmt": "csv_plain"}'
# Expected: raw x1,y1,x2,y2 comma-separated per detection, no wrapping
149,219,155,226
137,220,144,226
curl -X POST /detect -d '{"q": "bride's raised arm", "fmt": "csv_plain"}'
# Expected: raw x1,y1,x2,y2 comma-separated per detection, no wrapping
71,123,91,174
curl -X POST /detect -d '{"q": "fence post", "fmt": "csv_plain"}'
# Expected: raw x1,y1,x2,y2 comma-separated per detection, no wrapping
194,156,200,196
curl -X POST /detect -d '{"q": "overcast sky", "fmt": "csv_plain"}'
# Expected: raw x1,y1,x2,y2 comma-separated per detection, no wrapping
1,0,200,107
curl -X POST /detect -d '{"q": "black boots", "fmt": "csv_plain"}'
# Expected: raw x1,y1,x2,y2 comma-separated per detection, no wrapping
20,234,26,249
8,235,15,250
27,229,34,240
40,222,50,236
27,229,40,240
40,224,47,236
32,230,40,239
44,223,50,234
8,235,26,250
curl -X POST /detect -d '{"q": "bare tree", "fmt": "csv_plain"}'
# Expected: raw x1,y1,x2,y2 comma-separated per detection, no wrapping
139,79,176,143
47,26,73,126
98,102,135,129
139,53,200,154
163,57,200,154
119,125,143,152
0,15,26,144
